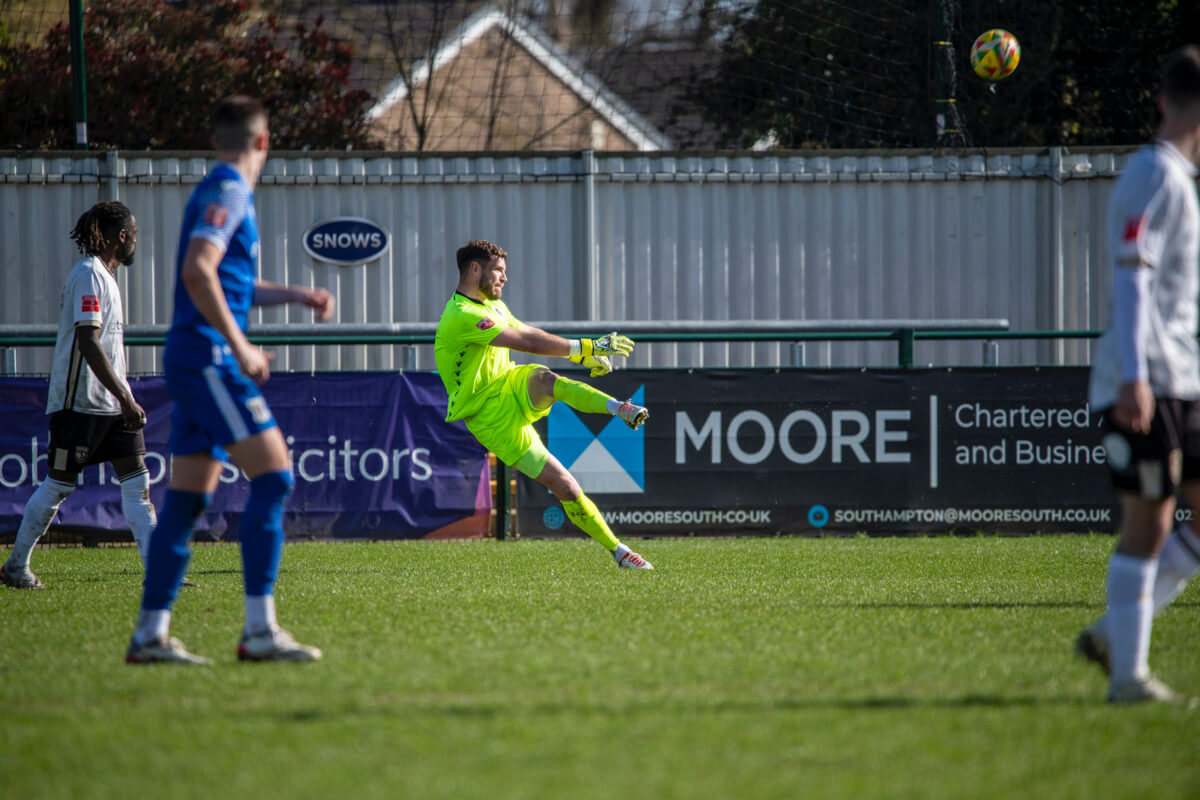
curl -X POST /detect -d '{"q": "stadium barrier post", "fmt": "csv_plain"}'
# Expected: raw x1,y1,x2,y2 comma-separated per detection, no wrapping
898,329,915,368
495,462,511,540
789,342,805,367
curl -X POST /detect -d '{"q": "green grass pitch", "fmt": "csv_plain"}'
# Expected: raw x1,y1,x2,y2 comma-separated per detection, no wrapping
1,536,1197,800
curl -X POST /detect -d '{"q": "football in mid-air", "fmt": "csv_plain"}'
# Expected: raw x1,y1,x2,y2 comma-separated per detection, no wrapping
970,29,1021,81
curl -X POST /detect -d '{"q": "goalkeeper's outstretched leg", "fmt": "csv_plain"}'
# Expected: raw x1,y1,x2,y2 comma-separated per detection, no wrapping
528,449,653,571
527,367,650,430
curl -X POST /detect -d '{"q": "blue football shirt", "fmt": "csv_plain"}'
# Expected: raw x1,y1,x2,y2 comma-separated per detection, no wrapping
165,162,260,368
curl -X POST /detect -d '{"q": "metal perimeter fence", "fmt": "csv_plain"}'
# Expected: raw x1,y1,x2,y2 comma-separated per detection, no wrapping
0,318,1031,374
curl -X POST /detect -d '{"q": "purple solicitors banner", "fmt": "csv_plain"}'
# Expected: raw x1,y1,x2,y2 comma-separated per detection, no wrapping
0,373,490,540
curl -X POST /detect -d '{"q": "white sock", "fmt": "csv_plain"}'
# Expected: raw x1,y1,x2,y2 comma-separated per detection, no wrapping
244,594,277,635
613,542,630,561
6,478,75,571
1106,552,1156,685
119,469,157,568
1152,523,1200,612
134,609,171,645
606,398,623,414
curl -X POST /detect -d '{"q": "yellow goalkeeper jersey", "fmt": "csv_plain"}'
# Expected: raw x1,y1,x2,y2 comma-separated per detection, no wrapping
434,292,523,422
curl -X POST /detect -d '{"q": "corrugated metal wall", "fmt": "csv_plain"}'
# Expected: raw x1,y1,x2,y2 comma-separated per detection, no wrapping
0,148,1130,375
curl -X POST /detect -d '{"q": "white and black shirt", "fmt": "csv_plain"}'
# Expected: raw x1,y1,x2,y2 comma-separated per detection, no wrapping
1090,140,1200,409
46,255,129,415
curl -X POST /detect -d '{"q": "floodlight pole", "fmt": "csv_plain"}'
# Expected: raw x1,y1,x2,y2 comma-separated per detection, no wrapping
68,0,88,150
933,0,967,148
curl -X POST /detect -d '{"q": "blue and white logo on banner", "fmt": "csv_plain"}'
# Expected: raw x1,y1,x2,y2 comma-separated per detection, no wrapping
547,386,644,494
302,217,390,266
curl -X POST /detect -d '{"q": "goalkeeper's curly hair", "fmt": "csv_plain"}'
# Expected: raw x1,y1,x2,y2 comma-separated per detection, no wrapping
69,201,134,256
456,239,508,271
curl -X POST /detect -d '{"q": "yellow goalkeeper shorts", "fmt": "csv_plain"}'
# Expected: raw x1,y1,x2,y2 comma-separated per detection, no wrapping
465,364,553,477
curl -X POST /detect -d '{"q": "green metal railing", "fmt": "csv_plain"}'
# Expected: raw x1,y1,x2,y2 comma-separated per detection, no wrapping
0,320,1111,376
0,319,1025,369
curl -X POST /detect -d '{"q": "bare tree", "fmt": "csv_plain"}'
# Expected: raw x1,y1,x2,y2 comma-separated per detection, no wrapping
377,2,470,151
371,0,639,151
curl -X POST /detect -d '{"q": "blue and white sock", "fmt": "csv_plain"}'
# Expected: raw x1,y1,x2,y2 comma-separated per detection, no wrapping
245,594,277,636
239,471,293,635
135,489,209,644
133,609,171,645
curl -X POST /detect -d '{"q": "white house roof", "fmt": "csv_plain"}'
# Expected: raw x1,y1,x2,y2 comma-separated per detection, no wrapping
366,5,673,151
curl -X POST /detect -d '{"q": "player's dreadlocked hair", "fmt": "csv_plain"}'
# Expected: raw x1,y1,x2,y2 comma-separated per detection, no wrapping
456,240,508,271
69,201,133,256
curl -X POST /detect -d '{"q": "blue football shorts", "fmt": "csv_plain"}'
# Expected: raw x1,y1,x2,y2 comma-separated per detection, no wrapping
165,359,278,459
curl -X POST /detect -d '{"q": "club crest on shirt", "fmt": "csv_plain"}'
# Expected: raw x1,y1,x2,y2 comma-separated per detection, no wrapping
80,294,100,313
476,318,495,331
203,203,229,227
74,446,89,464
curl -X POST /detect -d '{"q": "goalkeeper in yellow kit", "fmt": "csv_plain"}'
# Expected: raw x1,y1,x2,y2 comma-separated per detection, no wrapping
434,240,653,569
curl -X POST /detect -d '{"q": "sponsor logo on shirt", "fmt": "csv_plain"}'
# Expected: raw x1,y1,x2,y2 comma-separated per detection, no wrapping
81,295,100,313
204,203,229,227
476,318,495,331
1122,215,1145,243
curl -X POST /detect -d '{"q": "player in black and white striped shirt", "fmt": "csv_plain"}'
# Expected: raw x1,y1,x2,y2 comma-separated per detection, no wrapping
2,202,157,589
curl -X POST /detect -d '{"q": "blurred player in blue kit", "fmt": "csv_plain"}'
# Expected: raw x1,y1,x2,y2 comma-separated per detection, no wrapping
1079,46,1200,704
125,96,335,665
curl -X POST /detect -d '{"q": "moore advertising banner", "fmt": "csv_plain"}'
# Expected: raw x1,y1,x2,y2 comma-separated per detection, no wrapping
0,373,490,540
517,368,1127,536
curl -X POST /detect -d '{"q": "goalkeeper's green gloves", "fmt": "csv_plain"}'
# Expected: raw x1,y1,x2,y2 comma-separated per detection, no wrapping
572,331,635,358
568,353,613,377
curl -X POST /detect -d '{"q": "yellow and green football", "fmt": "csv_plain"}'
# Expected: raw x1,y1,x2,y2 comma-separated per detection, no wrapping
970,29,1021,81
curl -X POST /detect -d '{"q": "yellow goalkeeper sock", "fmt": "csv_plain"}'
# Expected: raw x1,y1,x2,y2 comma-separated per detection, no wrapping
552,376,614,415
562,493,619,551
